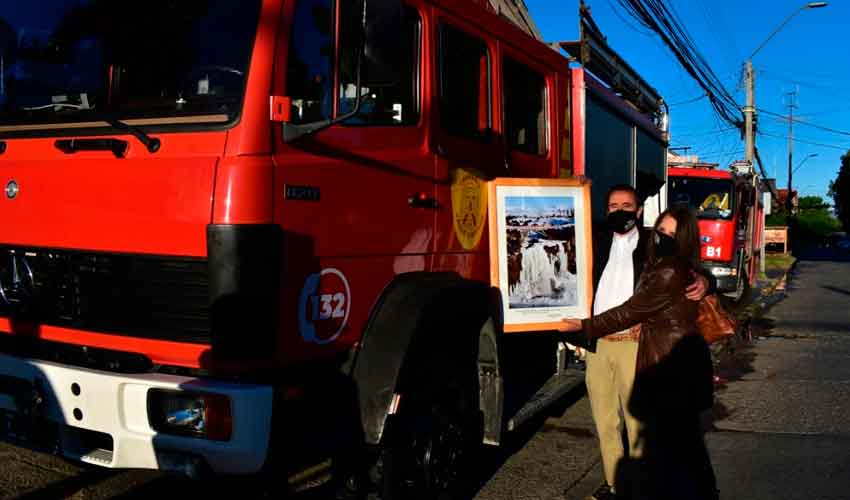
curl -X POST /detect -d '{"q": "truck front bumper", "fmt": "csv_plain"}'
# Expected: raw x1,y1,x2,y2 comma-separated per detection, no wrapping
705,263,738,293
0,353,273,475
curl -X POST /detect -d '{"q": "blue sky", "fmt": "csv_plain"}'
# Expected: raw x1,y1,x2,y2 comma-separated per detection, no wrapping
506,196,574,215
526,0,850,201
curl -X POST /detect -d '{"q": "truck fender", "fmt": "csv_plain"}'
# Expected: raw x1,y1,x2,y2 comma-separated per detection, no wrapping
351,272,503,446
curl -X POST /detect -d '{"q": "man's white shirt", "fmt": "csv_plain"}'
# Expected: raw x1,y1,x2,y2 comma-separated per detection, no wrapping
594,227,640,315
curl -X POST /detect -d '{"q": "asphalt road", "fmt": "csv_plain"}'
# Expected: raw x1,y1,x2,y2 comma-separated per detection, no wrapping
706,260,850,500
2,259,849,500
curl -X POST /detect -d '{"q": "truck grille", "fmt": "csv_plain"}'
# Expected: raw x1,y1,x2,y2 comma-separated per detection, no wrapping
0,246,210,344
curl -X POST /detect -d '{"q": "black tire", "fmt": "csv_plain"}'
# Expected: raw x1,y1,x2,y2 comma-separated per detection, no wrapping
729,255,750,303
376,373,483,500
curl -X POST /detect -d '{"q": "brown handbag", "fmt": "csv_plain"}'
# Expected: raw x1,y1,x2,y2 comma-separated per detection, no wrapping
696,294,737,344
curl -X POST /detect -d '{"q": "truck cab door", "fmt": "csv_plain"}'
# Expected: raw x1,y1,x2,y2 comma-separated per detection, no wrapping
432,16,503,278
270,1,432,362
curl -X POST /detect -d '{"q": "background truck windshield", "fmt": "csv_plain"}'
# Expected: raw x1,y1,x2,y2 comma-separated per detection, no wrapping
669,176,735,220
0,0,260,129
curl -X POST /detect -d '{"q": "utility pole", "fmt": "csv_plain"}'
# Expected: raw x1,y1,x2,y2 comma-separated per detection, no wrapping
743,60,758,279
786,90,798,216
744,61,755,167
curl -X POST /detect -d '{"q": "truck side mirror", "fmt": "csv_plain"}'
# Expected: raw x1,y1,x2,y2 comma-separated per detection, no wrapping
362,0,404,87
280,0,404,142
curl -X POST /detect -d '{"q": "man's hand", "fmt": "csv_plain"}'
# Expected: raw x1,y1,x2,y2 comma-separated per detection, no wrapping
558,318,582,332
557,319,592,350
686,271,709,301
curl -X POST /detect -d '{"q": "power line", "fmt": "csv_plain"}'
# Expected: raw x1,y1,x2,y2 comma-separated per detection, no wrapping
758,131,850,151
670,125,736,138
668,93,707,106
614,0,743,129
754,147,778,199
760,126,849,148
695,0,739,80
757,69,850,95
758,108,850,137
605,0,656,37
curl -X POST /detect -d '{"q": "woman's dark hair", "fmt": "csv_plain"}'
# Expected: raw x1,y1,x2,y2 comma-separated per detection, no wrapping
647,207,701,268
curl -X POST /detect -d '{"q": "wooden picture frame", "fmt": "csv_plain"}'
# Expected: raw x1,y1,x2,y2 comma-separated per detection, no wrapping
488,178,593,332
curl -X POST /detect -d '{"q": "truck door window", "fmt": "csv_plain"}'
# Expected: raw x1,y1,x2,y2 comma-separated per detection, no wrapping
438,24,491,141
503,57,547,155
338,7,421,126
286,0,335,124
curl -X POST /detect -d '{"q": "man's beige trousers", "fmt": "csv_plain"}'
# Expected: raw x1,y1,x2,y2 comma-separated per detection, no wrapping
585,339,643,490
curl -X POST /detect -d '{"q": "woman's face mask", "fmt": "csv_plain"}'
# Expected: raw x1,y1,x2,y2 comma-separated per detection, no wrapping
654,230,678,257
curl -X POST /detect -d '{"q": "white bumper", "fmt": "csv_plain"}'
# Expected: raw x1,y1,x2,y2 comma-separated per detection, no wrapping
0,353,273,475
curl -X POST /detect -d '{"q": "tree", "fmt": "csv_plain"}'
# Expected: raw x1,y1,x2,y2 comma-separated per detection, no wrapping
829,150,850,232
794,195,841,245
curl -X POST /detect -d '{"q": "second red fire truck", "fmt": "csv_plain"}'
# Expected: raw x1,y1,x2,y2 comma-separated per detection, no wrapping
668,162,763,300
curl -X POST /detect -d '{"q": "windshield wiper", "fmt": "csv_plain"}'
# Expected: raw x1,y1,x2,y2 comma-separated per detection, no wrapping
96,115,161,153
18,102,161,154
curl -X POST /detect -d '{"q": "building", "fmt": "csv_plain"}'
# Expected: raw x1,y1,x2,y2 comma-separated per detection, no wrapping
470,0,543,40
667,151,718,169
775,188,799,215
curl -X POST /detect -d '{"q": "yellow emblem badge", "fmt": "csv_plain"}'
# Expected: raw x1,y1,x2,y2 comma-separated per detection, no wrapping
451,168,488,250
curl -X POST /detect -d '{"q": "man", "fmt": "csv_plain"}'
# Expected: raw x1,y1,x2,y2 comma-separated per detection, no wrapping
581,184,712,500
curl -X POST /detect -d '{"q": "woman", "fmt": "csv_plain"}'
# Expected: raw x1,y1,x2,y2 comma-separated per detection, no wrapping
560,207,717,500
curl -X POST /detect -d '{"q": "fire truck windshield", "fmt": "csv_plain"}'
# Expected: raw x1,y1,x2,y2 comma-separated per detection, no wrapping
669,176,735,220
0,0,260,130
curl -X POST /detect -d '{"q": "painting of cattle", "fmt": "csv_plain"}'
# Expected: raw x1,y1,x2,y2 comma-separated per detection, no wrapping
489,178,592,332
505,196,578,309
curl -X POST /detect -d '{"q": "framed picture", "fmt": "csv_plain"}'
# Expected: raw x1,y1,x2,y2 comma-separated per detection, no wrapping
488,178,593,332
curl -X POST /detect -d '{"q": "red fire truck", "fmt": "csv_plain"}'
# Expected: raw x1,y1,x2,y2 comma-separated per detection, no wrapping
668,163,763,300
0,0,666,496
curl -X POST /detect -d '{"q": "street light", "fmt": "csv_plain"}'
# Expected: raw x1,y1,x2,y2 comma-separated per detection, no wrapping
749,2,828,60
793,153,818,174
745,3,827,269
741,2,828,216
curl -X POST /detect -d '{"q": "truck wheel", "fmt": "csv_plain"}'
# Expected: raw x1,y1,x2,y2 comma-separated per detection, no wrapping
377,374,482,500
731,257,750,303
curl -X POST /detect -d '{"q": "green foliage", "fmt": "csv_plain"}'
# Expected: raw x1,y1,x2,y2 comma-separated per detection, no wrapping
792,194,841,245
765,213,786,226
830,151,850,232
798,195,830,211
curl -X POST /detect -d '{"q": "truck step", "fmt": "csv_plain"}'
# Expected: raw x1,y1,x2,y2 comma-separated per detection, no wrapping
80,448,113,466
505,369,584,432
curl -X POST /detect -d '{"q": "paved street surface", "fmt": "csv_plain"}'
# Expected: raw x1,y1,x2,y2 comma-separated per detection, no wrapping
706,260,850,500
2,259,849,499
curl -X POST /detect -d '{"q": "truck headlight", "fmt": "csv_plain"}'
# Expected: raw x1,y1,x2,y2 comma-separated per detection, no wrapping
710,267,734,277
148,389,232,441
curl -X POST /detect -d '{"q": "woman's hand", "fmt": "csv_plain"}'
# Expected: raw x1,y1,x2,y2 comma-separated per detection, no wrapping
558,318,582,332
686,271,709,301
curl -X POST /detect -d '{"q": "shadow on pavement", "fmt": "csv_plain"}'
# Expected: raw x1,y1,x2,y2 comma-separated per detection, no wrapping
705,288,785,431
821,284,850,296
13,468,117,500
794,246,850,262
463,383,590,499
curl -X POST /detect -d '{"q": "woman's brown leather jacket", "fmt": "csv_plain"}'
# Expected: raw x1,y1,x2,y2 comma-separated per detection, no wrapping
581,256,700,374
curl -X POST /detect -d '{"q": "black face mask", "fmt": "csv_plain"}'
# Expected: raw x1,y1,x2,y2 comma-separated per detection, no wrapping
607,210,638,234
654,230,678,258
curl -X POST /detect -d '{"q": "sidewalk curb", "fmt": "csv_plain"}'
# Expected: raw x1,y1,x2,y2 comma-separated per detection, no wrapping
713,258,798,358
752,257,798,313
